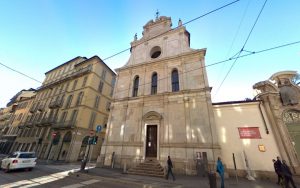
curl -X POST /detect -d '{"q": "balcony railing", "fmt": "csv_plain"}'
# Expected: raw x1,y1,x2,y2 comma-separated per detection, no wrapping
40,117,57,126
37,104,45,112
49,99,63,109
52,120,76,130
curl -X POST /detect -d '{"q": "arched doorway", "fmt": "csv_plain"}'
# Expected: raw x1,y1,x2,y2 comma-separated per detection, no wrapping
283,110,300,159
78,136,89,161
57,131,72,161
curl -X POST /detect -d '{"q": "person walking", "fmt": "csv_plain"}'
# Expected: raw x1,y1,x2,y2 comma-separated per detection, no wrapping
273,158,284,185
166,156,175,181
275,156,284,185
282,160,297,188
216,157,225,188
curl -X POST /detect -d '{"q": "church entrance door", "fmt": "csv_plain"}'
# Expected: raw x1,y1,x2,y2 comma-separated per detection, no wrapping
146,125,157,158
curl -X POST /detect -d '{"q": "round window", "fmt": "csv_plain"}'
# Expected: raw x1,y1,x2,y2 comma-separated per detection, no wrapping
150,46,162,59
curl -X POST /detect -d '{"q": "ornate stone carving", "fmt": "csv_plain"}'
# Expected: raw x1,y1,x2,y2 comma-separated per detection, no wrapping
143,111,162,120
279,82,299,106
283,110,300,124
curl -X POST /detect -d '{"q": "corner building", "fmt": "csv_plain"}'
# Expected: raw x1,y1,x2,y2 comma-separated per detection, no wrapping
28,56,115,162
100,16,220,174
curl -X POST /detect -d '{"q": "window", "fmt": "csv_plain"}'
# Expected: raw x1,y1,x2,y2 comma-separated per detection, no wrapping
89,112,96,129
94,95,100,109
132,76,139,97
76,92,84,106
60,111,68,122
60,94,65,106
70,110,78,123
111,77,116,86
110,88,114,97
65,82,70,92
65,95,73,108
150,46,162,59
59,84,64,93
53,109,59,121
106,102,111,112
151,72,157,95
98,81,104,93
101,69,107,80
18,113,23,121
72,80,78,90
171,69,179,92
82,76,88,87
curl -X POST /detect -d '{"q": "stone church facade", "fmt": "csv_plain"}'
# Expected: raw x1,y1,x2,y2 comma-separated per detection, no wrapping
254,71,300,174
99,16,220,174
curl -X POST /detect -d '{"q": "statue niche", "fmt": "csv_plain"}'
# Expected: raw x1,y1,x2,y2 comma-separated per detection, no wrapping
279,80,299,106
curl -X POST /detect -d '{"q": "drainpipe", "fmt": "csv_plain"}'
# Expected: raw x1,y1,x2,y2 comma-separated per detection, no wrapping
258,101,269,134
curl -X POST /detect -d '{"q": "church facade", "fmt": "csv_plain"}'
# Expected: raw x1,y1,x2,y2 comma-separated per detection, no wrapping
99,16,221,174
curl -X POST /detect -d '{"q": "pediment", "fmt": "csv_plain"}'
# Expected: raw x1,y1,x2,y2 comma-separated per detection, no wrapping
143,111,162,120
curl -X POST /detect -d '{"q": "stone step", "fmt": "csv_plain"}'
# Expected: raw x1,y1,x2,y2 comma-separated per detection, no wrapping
128,159,165,178
128,171,165,178
128,168,164,173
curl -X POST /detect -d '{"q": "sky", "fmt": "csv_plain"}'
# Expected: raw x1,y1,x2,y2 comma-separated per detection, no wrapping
0,0,299,108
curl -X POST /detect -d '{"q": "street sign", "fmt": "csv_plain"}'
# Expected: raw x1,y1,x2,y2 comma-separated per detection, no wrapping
96,125,102,133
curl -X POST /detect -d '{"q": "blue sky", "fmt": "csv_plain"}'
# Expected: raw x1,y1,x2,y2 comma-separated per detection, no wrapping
0,0,299,107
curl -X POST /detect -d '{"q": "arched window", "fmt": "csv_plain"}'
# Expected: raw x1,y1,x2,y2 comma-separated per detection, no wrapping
132,76,139,97
151,72,157,95
171,69,179,92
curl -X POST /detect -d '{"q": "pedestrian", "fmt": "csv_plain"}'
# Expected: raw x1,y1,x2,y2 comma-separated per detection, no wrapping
282,160,297,188
274,156,284,185
273,158,283,185
216,157,225,188
166,156,175,181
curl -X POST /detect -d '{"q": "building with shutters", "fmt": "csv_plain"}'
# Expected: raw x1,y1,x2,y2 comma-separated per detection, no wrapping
5,56,116,162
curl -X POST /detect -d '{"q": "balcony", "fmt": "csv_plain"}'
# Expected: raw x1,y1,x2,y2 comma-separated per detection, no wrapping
37,104,45,112
40,117,57,126
52,120,76,130
17,121,26,129
49,99,63,109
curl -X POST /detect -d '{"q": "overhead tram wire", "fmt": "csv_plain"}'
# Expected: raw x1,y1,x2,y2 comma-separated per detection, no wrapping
214,0,268,96
0,0,242,85
215,0,251,83
0,62,42,84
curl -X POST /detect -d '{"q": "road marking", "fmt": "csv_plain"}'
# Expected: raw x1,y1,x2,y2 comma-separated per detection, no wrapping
61,179,101,188
81,179,101,185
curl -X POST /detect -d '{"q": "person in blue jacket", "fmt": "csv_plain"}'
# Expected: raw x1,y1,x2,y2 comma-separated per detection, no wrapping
216,157,225,188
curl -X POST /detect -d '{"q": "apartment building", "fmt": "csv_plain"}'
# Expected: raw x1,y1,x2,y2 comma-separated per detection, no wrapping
0,89,36,154
23,56,115,162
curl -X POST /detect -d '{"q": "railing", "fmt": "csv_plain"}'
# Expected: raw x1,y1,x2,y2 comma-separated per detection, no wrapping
40,117,57,126
52,120,76,129
48,99,63,109
37,65,92,91
37,104,45,112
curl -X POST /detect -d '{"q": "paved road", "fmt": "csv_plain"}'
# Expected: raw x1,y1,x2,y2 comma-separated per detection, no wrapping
0,163,142,188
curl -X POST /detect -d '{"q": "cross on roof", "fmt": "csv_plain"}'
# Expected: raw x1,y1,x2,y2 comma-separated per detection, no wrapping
155,10,160,20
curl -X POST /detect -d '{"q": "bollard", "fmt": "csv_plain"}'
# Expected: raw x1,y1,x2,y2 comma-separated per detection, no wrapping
80,159,87,171
208,171,217,188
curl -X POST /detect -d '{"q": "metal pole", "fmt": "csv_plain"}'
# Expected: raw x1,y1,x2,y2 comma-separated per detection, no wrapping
232,153,238,184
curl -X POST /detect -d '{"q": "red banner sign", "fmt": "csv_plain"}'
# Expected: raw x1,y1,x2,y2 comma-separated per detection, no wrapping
238,127,261,139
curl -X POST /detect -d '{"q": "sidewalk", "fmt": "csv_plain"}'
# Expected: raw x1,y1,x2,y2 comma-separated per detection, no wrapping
71,166,300,188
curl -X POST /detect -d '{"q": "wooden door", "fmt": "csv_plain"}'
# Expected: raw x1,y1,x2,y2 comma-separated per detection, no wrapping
146,125,157,158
